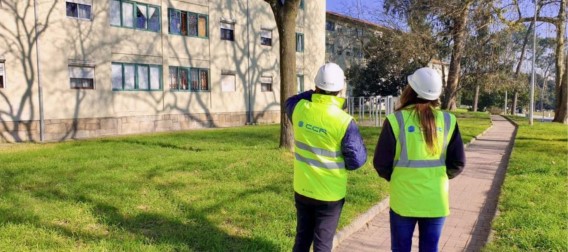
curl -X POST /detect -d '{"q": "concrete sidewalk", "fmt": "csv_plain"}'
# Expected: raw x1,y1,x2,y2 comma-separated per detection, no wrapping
334,115,517,252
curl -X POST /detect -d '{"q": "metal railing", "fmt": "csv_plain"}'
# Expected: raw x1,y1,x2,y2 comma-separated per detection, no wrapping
346,96,398,127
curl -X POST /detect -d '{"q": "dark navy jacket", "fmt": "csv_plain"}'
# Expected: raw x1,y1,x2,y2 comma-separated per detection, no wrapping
285,90,367,170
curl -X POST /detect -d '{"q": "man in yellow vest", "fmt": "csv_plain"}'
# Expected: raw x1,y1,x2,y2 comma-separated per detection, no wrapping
285,63,367,252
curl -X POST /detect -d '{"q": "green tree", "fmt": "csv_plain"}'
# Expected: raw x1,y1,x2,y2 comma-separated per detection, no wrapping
347,29,432,97
384,0,490,110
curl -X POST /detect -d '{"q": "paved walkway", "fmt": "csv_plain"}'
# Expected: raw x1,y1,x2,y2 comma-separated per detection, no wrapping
334,115,517,252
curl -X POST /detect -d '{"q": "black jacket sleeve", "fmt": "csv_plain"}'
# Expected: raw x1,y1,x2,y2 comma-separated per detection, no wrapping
445,123,466,179
373,119,396,181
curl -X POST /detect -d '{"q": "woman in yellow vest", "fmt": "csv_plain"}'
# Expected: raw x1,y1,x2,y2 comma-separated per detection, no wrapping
374,67,465,252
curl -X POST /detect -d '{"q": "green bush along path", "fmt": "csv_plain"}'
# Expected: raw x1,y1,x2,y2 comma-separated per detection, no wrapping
0,112,489,251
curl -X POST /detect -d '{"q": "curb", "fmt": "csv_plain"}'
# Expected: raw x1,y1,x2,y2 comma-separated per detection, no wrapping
332,115,495,250
464,120,494,149
485,115,519,245
332,197,390,249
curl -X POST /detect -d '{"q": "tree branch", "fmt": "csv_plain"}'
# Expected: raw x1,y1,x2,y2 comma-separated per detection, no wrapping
517,16,559,24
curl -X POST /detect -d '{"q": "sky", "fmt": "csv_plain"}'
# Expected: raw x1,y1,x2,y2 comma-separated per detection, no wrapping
326,0,385,26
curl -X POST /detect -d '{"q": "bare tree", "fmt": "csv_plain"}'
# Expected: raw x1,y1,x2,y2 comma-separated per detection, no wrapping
264,0,301,150
500,0,567,123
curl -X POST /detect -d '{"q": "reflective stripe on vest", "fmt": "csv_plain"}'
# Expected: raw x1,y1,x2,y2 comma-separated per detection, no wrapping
294,152,345,169
295,140,342,158
393,111,451,168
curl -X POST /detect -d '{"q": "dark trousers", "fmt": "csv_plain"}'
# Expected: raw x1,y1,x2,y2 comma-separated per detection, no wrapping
293,193,345,252
389,209,446,252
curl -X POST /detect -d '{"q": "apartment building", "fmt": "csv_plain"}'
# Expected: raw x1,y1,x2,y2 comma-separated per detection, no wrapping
325,11,448,96
0,0,325,142
325,11,389,72
325,11,389,95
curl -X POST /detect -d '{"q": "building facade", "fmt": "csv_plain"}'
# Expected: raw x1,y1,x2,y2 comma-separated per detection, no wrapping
325,11,389,96
325,11,388,72
0,0,325,142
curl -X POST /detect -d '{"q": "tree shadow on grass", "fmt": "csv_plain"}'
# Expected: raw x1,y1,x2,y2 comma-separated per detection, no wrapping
96,129,281,151
0,164,287,251
7,185,283,251
88,200,279,251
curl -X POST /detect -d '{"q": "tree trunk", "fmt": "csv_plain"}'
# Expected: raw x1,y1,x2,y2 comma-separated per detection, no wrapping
515,20,534,76
442,8,469,111
510,19,535,116
268,0,300,150
553,55,567,123
512,92,518,115
473,85,480,112
553,0,567,123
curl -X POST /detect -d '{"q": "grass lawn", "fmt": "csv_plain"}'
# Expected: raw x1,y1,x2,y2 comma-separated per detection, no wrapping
484,118,568,251
0,112,490,251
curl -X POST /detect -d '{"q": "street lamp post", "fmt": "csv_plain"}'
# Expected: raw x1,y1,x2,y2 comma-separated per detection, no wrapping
504,91,508,115
529,0,538,125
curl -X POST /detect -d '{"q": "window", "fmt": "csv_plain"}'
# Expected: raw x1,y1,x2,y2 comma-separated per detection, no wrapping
351,28,358,36
168,8,208,38
221,73,236,92
66,0,92,20
110,1,121,25
354,47,363,58
325,43,334,54
189,14,199,36
326,21,335,31
0,61,5,89
260,29,272,46
296,33,304,52
260,76,273,92
69,66,95,89
169,66,209,91
112,63,162,91
297,74,304,94
110,0,160,32
198,15,207,37
221,22,235,41
122,1,133,27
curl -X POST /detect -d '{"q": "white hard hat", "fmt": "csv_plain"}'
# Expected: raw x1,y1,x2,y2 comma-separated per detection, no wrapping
407,67,443,100
314,63,345,92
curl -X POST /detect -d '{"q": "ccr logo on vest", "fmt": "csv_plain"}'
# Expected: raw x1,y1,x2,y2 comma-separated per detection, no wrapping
298,121,327,135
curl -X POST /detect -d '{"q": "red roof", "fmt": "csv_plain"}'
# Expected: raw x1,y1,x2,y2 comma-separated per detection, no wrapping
326,11,391,31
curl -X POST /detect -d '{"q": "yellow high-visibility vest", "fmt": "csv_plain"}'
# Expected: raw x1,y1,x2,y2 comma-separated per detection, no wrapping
387,109,456,217
292,94,353,201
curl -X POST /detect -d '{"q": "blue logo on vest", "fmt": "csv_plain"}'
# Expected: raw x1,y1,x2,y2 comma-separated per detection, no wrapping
437,127,442,132
299,121,327,135
408,126,415,133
